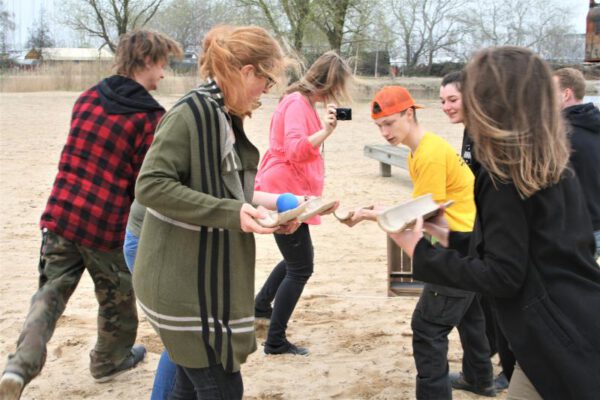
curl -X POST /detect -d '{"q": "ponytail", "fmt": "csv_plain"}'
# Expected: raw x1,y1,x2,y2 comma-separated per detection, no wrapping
200,25,285,116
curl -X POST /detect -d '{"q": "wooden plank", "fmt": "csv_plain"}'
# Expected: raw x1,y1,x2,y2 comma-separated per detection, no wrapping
363,144,409,176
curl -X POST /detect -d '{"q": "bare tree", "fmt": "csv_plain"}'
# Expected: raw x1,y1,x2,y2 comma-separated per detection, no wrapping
236,0,313,52
457,0,574,60
27,8,55,50
234,0,364,54
236,0,284,39
63,0,165,52
389,0,465,72
150,0,232,51
310,0,354,52
389,0,425,70
0,0,15,53
345,2,389,74
421,0,466,73
281,0,313,52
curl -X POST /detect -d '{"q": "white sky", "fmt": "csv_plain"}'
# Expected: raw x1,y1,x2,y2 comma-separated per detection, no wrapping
5,0,591,50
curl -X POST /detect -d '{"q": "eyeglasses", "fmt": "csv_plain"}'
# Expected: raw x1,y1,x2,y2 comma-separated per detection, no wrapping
265,76,276,90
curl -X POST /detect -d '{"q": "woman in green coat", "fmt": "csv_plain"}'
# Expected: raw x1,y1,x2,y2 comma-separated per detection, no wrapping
133,25,290,399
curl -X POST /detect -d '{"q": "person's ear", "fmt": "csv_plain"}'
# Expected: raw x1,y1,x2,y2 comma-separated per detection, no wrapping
143,56,153,69
240,64,254,78
564,87,574,102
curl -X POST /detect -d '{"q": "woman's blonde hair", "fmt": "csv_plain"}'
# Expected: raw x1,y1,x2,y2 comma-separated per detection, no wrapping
462,46,570,198
199,25,285,116
285,51,352,104
114,30,183,78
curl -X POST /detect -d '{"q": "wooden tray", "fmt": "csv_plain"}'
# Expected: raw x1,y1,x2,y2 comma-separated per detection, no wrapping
377,194,452,233
257,201,310,227
298,198,338,222
333,205,374,222
257,197,337,227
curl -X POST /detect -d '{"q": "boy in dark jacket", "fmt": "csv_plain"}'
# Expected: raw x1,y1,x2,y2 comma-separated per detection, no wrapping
0,30,182,400
554,67,600,258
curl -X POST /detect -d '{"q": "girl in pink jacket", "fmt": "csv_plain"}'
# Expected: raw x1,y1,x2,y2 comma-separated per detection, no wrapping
254,51,352,355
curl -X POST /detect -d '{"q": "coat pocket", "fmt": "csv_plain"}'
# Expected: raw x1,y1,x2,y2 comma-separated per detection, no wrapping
523,296,574,348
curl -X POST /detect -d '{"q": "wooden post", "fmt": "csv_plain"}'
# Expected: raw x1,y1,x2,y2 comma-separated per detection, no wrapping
380,162,391,177
386,235,424,296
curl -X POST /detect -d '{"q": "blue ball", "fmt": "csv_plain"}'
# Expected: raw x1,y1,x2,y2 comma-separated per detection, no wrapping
276,193,299,212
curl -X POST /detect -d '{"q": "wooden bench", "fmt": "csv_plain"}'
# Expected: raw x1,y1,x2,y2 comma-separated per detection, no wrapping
387,235,425,296
363,144,409,177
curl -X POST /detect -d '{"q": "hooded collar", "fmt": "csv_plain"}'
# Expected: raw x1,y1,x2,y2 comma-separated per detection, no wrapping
562,102,600,135
98,75,164,115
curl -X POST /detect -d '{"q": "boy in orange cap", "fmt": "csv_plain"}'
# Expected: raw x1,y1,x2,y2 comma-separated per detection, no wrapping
345,86,495,399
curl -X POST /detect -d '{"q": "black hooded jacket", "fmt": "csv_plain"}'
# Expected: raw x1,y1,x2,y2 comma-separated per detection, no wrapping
98,75,164,114
563,102,600,231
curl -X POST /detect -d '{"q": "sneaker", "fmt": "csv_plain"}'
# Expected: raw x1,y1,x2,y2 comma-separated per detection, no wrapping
450,371,496,397
0,372,24,400
93,344,147,383
495,371,509,391
264,341,309,356
255,307,272,321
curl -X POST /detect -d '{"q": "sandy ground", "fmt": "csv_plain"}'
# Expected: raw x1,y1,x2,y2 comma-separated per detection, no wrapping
0,90,506,399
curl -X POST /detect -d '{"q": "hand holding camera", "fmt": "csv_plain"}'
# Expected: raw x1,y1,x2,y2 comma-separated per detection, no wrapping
335,107,352,120
323,103,338,134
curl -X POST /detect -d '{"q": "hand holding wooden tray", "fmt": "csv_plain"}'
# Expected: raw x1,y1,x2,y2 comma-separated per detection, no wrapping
298,198,338,222
333,205,375,222
377,194,453,233
257,197,338,227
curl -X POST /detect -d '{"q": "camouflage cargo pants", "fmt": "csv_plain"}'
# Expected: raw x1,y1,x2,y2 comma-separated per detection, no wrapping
4,229,138,383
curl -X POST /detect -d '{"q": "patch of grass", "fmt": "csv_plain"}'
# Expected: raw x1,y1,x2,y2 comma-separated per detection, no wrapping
0,62,200,94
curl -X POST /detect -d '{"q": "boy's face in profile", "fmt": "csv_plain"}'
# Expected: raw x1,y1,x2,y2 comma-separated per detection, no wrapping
138,58,167,91
374,111,411,146
552,76,568,110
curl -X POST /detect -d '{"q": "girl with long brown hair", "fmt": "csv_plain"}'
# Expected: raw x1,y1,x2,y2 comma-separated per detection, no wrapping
253,51,352,355
389,46,600,399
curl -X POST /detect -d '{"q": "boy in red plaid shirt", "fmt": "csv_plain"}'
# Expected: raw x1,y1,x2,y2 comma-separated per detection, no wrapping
0,30,182,400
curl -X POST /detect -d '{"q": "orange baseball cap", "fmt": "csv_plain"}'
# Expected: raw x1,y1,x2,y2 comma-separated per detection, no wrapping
371,86,424,119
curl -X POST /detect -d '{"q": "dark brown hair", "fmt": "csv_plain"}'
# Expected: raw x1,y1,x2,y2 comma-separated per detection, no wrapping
114,30,183,78
462,46,569,198
441,70,463,90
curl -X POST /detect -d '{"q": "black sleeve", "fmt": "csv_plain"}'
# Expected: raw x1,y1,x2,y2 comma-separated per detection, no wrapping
448,231,471,256
412,172,530,298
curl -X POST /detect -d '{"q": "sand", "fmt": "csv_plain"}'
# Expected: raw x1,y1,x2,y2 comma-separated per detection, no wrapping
0,90,505,399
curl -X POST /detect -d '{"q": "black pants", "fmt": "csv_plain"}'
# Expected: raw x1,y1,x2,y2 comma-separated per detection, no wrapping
168,364,242,400
412,284,493,400
255,223,314,346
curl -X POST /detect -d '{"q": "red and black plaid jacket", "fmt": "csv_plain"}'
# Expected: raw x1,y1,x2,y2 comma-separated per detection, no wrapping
41,78,164,251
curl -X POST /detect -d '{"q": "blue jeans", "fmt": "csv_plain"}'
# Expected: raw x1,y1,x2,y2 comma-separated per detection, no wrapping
124,229,177,400
123,230,139,273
